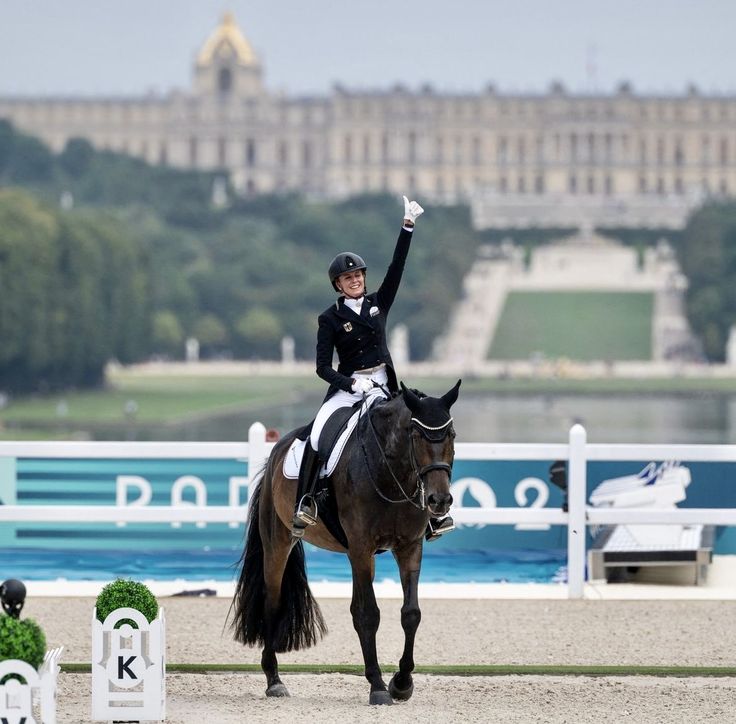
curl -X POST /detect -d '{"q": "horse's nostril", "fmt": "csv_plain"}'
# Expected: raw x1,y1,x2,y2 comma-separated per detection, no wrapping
429,493,452,508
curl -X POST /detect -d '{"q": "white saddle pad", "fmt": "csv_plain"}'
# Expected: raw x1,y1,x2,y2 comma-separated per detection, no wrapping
283,393,384,479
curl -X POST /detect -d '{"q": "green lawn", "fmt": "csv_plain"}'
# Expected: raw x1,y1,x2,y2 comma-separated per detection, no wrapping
0,373,323,426
2,365,736,442
489,292,653,361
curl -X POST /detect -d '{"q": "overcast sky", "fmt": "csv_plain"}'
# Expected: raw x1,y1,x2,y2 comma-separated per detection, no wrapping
1,0,735,98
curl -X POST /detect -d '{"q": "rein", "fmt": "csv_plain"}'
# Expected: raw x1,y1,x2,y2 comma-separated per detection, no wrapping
358,396,453,511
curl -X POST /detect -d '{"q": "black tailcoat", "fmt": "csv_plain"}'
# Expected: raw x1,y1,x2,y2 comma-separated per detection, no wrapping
316,226,413,400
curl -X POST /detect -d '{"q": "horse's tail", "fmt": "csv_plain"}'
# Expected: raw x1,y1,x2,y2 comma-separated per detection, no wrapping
230,456,327,652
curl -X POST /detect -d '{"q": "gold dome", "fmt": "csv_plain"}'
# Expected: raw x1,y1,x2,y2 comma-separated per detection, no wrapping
197,12,258,66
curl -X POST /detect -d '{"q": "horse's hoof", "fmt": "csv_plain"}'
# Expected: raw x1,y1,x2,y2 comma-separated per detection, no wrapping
266,683,290,697
369,690,393,706
388,673,414,701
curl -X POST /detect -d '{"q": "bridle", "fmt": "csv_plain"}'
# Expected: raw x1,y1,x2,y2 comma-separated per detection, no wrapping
359,398,454,511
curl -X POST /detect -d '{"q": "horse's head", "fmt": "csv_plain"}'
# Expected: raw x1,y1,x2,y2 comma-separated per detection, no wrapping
400,379,461,518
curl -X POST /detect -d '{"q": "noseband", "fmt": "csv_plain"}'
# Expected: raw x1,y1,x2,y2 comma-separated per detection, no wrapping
360,403,454,511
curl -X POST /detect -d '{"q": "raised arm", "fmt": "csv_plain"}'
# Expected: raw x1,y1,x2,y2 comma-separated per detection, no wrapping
375,196,424,310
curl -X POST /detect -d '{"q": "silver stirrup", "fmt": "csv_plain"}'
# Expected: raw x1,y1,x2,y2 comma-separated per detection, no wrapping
294,496,318,526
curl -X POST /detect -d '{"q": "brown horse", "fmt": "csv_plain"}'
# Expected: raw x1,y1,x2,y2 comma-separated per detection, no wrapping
230,380,461,705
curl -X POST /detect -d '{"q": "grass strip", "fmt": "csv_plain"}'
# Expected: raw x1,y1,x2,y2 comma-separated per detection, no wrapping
60,663,736,677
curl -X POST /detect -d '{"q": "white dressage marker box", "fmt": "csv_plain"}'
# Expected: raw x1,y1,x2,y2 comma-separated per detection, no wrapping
91,607,166,721
0,646,64,724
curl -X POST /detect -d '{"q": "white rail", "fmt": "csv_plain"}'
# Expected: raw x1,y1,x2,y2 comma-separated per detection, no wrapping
1,422,736,598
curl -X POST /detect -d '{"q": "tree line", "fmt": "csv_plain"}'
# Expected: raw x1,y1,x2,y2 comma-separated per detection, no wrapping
0,121,479,393
674,203,736,361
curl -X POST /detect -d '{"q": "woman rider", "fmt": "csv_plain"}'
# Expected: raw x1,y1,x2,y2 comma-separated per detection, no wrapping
292,195,455,542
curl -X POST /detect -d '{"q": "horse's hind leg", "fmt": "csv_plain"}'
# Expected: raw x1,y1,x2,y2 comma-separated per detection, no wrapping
388,542,423,701
260,505,294,696
349,550,391,705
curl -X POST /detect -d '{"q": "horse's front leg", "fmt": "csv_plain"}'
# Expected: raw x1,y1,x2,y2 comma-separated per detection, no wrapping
349,550,391,705
388,541,423,701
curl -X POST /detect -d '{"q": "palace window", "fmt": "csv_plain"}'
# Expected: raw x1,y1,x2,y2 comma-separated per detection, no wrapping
497,136,508,163
408,131,417,163
587,175,595,194
189,137,198,166
656,137,665,165
278,141,288,166
302,141,312,168
569,174,577,193
701,135,711,163
344,135,352,163
604,176,613,195
535,135,545,162
218,67,232,94
674,140,684,166
245,139,256,166
218,137,227,166
720,137,729,166
472,137,482,165
675,177,684,194
621,134,630,157
534,174,545,194
436,136,444,163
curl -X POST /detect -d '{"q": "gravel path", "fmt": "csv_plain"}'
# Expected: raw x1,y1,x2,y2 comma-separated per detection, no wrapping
17,597,736,722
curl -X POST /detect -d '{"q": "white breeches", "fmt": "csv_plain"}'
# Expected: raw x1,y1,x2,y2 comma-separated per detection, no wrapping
310,366,389,451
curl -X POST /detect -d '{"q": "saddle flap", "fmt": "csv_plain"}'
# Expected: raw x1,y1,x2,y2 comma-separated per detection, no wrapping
317,401,362,461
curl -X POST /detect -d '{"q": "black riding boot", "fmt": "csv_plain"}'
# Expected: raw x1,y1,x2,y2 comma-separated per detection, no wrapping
425,515,455,542
292,445,322,537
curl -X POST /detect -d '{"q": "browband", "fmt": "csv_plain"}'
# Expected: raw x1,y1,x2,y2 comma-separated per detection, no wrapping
411,417,453,431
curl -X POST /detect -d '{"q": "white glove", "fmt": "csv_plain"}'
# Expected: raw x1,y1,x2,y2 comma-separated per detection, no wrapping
352,377,374,394
403,196,424,224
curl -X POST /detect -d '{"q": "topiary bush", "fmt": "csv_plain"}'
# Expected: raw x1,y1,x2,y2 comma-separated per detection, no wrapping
0,615,47,678
95,579,159,629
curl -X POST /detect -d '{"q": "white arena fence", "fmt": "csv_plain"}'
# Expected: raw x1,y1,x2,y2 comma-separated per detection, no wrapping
1,423,736,599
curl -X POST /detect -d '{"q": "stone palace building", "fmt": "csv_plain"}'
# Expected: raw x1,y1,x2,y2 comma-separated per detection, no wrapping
2,12,735,228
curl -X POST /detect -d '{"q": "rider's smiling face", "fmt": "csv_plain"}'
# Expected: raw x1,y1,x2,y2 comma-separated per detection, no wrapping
336,269,365,299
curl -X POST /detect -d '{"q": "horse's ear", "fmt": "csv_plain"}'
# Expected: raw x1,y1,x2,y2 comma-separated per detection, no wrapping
440,379,462,410
400,381,421,414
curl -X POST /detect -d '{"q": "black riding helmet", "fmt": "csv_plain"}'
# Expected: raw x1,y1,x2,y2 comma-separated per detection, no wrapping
328,252,367,292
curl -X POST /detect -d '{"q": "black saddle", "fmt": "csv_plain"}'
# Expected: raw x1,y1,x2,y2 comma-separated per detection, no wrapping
293,398,389,550
295,398,362,457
